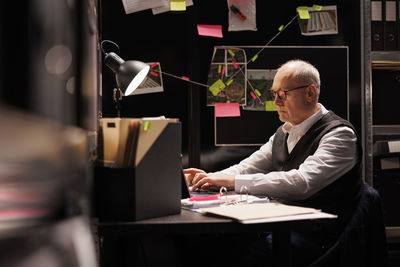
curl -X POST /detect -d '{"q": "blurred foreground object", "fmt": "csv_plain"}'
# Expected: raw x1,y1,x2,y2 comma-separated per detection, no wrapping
0,105,96,267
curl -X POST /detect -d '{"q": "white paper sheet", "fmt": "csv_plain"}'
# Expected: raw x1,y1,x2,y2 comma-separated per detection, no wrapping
240,212,337,224
152,0,193,15
122,0,165,14
388,140,400,153
227,0,257,31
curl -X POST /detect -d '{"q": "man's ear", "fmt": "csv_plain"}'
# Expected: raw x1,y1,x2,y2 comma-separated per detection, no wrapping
306,84,317,102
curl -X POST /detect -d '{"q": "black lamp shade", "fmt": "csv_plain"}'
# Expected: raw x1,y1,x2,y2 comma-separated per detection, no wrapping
104,52,150,96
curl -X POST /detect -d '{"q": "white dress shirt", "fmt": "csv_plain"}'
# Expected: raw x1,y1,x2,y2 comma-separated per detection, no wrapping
219,104,358,200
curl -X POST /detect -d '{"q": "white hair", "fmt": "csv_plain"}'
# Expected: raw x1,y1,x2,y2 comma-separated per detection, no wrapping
278,59,321,98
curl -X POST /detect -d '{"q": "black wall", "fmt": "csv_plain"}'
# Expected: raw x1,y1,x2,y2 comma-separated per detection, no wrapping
0,1,99,132
100,0,362,170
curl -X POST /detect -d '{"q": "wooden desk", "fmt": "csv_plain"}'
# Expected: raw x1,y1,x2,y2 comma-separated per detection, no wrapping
95,209,335,267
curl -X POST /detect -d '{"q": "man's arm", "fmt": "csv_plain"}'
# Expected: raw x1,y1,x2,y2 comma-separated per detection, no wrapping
235,126,358,199
218,134,275,176
187,135,275,191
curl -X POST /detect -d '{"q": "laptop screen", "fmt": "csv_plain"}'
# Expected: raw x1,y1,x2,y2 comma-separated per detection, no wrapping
181,169,191,199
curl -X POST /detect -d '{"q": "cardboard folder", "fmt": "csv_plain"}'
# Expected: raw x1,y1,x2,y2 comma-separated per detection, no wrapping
99,118,179,168
384,0,397,50
94,119,182,221
98,118,121,167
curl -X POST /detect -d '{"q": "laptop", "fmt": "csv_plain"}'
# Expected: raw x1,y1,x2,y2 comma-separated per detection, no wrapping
181,169,220,199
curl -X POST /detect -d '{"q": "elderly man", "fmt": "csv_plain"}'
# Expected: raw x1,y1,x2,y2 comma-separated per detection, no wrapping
184,59,362,265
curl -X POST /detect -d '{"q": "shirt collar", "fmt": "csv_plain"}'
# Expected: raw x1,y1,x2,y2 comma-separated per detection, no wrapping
282,104,328,135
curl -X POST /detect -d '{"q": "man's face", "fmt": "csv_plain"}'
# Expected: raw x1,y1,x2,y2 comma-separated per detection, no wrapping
272,70,309,125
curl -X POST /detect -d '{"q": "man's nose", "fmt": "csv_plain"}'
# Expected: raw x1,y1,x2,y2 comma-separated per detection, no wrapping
274,94,283,105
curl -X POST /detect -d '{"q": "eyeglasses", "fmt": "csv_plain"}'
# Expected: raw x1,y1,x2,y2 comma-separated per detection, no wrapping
271,84,311,100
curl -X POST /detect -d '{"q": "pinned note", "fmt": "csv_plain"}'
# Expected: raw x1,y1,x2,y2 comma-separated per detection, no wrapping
228,49,235,57
226,79,233,86
278,25,284,31
251,55,258,62
218,65,222,73
265,101,277,111
197,24,223,38
181,76,190,81
222,65,226,75
297,6,310,19
143,121,151,131
209,79,226,96
232,61,238,69
255,89,261,96
170,0,186,11
215,103,240,117
312,5,323,11
250,91,257,100
150,71,158,77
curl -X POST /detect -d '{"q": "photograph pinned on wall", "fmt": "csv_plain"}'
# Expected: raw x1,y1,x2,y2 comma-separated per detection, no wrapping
131,62,164,95
207,46,247,106
297,5,338,36
227,0,257,31
243,69,277,111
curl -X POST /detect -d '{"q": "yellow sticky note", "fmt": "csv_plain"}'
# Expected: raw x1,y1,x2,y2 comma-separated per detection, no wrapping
251,55,258,62
228,49,235,57
312,5,323,11
297,6,310,19
265,101,277,111
170,0,186,11
209,79,226,96
143,121,151,131
226,79,233,86
255,89,261,96
278,25,284,31
218,65,222,73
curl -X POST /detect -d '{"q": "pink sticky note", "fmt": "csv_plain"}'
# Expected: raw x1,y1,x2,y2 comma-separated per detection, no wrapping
189,194,220,202
197,24,223,38
232,60,238,69
250,91,257,99
150,71,158,77
222,65,226,75
215,103,240,117
181,76,190,81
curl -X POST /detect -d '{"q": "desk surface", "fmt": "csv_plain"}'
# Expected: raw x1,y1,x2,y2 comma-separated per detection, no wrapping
96,208,334,236
96,209,337,267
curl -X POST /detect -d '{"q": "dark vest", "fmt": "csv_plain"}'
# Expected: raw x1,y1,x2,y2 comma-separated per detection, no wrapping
271,111,363,233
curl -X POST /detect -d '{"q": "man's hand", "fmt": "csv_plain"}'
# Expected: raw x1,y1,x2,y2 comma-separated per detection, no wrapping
183,168,206,185
190,172,235,191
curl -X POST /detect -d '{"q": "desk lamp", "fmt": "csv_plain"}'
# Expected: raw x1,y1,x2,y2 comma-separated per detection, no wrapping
104,51,150,96
102,40,150,116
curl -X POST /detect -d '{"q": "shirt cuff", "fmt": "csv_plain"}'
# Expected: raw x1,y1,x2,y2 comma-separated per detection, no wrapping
234,174,253,193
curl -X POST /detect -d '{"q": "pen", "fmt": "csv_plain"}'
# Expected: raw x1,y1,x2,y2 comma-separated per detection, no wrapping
230,5,247,21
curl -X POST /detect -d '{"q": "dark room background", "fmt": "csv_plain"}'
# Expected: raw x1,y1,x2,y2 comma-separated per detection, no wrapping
99,0,362,171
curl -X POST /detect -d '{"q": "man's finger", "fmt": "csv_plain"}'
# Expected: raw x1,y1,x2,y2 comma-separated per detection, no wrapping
192,177,210,191
183,168,204,174
192,173,207,185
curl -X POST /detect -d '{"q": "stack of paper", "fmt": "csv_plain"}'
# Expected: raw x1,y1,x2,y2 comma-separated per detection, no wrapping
98,117,179,168
201,202,323,223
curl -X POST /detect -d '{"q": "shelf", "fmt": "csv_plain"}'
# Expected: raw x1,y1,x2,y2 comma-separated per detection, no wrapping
372,51,400,61
372,51,400,70
373,125,400,136
386,227,400,244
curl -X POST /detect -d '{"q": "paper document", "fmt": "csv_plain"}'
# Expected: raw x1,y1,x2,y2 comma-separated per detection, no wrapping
152,0,193,14
122,0,165,14
388,140,400,153
241,212,337,224
182,194,269,210
201,202,320,222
